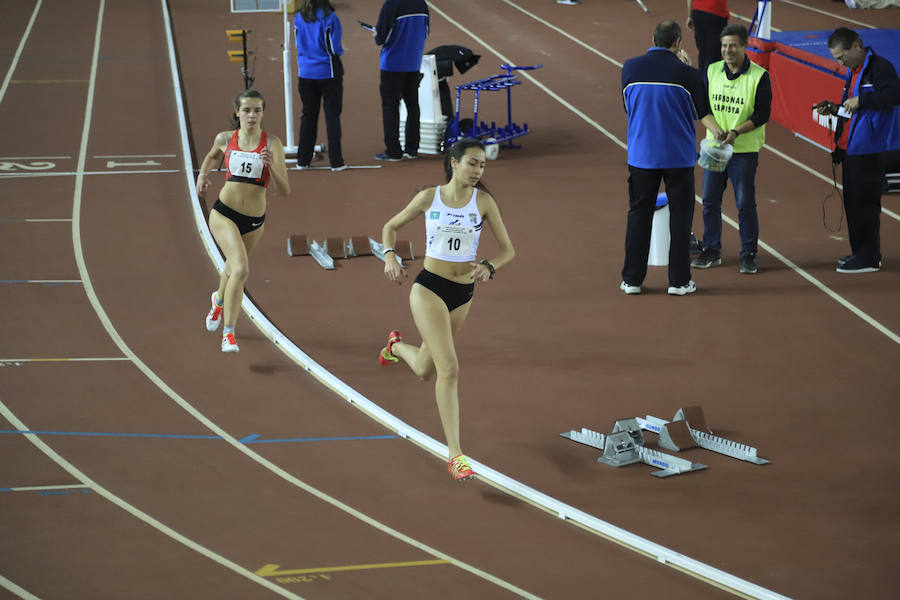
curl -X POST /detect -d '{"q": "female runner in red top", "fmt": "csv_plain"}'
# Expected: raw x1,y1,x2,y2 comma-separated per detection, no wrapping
196,89,291,352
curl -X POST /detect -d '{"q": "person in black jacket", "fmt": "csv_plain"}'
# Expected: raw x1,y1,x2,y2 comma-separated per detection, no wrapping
373,0,429,161
819,28,900,273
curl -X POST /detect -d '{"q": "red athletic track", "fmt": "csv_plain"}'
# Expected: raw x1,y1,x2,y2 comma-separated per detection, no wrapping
1,1,898,599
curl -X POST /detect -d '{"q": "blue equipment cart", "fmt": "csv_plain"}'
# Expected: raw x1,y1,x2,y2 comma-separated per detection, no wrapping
445,63,542,154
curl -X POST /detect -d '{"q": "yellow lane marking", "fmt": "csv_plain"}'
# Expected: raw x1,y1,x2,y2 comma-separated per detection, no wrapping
256,560,450,577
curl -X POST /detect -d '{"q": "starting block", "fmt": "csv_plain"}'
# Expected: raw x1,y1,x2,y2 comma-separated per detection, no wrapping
288,234,415,270
286,233,309,257
346,236,372,257
560,427,606,450
561,405,770,476
561,419,707,477
368,237,412,266
636,406,770,465
285,234,334,269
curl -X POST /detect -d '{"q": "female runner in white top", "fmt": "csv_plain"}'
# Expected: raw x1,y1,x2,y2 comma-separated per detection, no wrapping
379,138,515,481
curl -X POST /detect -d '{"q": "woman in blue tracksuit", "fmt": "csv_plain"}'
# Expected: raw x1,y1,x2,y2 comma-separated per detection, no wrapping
294,0,345,170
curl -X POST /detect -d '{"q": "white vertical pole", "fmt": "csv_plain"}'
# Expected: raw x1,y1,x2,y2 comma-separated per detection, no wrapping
283,0,296,154
753,0,773,39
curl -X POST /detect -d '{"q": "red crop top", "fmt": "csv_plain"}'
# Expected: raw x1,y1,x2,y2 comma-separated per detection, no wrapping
223,129,270,188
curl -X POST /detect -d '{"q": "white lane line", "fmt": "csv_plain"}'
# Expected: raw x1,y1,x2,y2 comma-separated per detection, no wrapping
0,3,306,598
0,279,81,283
93,154,177,158
491,0,899,344
160,2,541,598
0,219,73,222
764,142,900,222
779,0,876,29
0,156,71,160
0,169,182,178
510,2,626,66
0,402,305,600
0,573,40,600
0,358,127,363
507,0,894,229
200,1,792,599
1,484,89,492
0,0,42,107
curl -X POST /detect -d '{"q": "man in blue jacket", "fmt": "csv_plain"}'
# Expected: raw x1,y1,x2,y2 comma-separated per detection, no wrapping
374,0,429,161
821,28,900,273
621,21,723,296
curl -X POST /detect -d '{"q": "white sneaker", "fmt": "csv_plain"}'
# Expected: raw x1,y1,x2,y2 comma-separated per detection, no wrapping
221,332,239,353
620,281,641,295
667,280,697,296
205,291,223,331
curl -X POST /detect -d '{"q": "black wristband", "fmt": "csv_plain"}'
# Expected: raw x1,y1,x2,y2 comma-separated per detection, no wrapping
479,259,496,279
730,129,739,138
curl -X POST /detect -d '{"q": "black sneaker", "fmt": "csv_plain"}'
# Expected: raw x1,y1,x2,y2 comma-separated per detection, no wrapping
691,248,721,268
837,254,853,267
689,233,702,256
403,152,419,159
740,254,758,274
374,153,402,162
836,256,881,273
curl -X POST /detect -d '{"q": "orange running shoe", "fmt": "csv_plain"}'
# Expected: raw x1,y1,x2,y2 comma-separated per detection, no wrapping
206,291,223,332
221,332,239,353
448,454,476,482
378,330,402,365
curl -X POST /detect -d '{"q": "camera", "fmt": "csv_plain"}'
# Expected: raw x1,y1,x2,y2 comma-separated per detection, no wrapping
813,100,839,115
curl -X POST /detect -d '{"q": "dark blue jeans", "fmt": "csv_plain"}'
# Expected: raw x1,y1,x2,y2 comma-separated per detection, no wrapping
700,152,759,256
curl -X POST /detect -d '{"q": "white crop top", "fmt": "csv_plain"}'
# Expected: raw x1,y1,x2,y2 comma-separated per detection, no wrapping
424,186,483,262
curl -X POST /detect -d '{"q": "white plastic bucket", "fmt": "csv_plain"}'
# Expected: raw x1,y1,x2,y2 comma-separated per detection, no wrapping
648,193,670,266
698,138,733,172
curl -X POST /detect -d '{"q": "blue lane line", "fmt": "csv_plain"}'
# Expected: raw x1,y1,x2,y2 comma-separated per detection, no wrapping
0,430,396,444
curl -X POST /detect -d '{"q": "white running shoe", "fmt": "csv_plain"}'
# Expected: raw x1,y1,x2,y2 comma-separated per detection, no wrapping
620,281,641,295
667,280,697,296
221,332,239,353
206,291,223,332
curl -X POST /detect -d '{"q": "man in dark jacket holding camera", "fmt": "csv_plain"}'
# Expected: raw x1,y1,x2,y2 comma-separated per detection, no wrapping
818,28,900,273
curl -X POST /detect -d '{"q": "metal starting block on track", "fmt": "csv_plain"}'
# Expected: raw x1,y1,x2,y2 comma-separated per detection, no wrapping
561,419,706,478
561,406,769,477
368,237,412,265
287,234,413,270
637,406,770,465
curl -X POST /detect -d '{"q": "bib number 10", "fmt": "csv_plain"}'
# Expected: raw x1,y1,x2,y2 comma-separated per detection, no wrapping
446,238,461,251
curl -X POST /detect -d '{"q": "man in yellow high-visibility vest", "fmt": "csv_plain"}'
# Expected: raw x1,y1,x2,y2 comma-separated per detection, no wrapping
693,24,771,274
